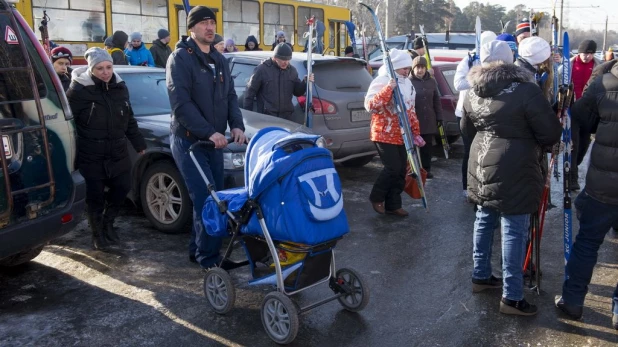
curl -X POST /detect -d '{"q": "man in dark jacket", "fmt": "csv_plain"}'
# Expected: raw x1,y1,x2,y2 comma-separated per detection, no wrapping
109,31,128,65
408,37,426,59
150,29,172,68
410,56,442,178
166,6,246,269
462,41,562,316
555,62,618,330
67,48,146,251
243,43,314,123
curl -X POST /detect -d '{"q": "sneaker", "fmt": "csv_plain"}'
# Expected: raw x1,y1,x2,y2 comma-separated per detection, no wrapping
613,313,618,330
554,295,583,320
500,297,538,316
571,180,581,191
189,254,197,263
472,275,503,292
426,171,434,179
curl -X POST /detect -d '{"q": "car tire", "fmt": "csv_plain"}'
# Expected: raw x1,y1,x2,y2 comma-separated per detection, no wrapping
340,155,375,167
140,161,192,234
0,245,45,267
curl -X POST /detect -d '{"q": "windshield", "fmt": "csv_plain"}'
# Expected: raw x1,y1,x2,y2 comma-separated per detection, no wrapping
120,72,171,116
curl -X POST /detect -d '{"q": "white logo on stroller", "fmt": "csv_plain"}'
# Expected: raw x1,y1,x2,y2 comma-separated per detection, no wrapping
298,168,343,221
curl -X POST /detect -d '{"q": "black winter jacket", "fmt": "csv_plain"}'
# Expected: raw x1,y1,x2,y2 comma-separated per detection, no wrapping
462,62,563,214
410,71,442,134
67,67,146,179
167,37,244,142
150,39,172,68
243,58,306,122
571,62,618,205
57,66,72,92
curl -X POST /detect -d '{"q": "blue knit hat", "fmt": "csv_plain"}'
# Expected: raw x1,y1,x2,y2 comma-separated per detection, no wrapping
496,33,518,52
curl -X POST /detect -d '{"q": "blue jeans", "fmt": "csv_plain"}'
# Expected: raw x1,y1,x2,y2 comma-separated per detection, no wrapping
473,206,530,301
562,189,618,313
171,133,224,268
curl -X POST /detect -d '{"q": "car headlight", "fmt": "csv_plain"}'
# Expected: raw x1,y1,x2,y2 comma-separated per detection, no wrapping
223,152,245,169
316,136,327,148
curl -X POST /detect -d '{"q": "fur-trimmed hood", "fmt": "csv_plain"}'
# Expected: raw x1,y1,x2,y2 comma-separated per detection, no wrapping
467,62,534,98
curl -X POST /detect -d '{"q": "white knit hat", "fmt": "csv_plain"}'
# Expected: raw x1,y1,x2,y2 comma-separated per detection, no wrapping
389,48,413,70
480,31,497,46
518,37,551,66
480,40,513,65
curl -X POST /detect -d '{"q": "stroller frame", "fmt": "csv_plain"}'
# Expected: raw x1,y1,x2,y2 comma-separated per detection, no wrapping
189,140,369,344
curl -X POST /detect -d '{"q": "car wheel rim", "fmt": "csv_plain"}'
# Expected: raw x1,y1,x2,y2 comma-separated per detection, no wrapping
146,172,183,225
263,298,291,340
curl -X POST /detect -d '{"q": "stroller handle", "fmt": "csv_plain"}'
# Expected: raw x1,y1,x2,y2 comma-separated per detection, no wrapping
188,138,234,153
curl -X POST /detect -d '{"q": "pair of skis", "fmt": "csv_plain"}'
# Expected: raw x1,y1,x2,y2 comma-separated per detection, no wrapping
360,2,428,210
523,31,573,292
304,16,316,128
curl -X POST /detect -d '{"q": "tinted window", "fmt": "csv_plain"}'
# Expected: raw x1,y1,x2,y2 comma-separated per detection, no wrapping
439,68,458,96
312,62,372,92
231,63,257,88
121,72,171,116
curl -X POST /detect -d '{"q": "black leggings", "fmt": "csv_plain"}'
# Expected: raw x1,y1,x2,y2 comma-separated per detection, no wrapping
419,134,434,172
84,171,131,213
461,128,472,190
370,142,406,211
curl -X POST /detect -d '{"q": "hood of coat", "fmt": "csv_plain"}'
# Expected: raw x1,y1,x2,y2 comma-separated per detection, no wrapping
152,39,167,48
467,62,534,98
71,66,123,87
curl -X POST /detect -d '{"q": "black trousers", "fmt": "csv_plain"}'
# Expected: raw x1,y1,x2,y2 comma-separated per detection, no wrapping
419,134,434,172
370,142,406,211
570,120,592,182
84,171,131,214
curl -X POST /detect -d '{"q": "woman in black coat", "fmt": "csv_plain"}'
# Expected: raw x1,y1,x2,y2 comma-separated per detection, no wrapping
461,41,562,316
67,47,146,251
410,56,443,178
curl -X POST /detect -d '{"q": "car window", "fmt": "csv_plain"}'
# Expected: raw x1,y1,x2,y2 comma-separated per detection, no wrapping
439,68,459,96
313,61,372,92
121,72,171,116
231,62,257,87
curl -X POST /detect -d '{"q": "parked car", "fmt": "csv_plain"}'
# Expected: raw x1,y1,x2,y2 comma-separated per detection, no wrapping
115,66,315,234
225,51,378,167
0,1,86,267
368,49,468,75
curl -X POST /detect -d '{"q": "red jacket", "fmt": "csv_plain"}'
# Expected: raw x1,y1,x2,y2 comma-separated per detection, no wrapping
366,84,421,145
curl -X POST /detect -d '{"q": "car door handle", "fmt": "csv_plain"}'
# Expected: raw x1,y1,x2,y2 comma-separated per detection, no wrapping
0,118,25,131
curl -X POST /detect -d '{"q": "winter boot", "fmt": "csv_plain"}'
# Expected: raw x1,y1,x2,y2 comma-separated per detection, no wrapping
87,212,110,251
472,275,503,293
499,297,537,316
102,203,121,244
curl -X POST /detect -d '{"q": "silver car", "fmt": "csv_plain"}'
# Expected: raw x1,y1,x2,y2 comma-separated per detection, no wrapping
225,51,377,167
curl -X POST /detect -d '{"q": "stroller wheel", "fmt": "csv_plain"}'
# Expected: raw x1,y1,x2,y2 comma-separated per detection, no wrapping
203,268,235,314
336,268,370,312
261,291,299,345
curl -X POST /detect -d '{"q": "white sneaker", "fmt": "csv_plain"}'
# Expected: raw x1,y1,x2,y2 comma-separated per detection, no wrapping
463,190,468,198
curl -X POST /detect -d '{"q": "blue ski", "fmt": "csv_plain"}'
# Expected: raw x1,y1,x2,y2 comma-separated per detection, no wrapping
359,1,428,209
561,31,573,281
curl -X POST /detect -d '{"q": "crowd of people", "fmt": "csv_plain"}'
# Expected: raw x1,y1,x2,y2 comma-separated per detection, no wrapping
45,7,618,329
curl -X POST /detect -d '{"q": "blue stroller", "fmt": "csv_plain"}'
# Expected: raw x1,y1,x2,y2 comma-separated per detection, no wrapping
189,127,369,344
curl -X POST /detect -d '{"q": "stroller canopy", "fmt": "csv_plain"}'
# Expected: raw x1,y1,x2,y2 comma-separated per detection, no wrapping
244,127,322,199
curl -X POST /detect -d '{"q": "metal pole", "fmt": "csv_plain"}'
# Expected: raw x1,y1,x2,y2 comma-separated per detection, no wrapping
559,0,564,46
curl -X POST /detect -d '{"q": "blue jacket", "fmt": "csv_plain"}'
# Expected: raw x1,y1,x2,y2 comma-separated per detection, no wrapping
166,36,244,141
124,43,155,67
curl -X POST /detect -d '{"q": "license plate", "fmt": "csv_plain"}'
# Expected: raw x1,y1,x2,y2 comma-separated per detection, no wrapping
2,135,12,159
351,109,371,122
